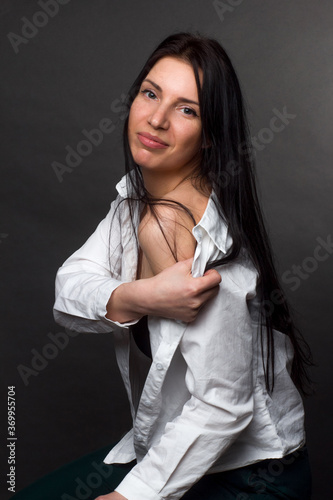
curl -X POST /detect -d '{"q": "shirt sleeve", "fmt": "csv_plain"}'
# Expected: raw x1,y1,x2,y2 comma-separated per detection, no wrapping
53,195,137,333
115,260,258,500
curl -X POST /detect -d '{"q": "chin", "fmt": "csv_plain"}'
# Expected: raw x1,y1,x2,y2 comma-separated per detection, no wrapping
132,150,163,169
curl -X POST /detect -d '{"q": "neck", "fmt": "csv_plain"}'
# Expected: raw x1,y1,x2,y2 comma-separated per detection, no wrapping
141,157,206,198
141,168,200,199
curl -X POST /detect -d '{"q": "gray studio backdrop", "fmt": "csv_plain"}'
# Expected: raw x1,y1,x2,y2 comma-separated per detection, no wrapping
1,1,332,498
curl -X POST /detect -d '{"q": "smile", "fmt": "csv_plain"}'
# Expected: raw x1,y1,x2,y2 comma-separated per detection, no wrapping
137,133,169,149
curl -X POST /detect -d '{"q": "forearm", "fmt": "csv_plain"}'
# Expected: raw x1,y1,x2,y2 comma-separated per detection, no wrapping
106,279,152,323
106,259,221,324
115,397,253,500
106,274,184,323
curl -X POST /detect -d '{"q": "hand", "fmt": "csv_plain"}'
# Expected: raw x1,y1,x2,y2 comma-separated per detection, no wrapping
145,258,221,322
95,492,127,500
107,258,221,323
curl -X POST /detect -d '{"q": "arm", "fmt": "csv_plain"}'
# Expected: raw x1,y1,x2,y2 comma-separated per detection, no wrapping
54,198,221,332
106,259,221,324
107,203,220,323
53,196,126,333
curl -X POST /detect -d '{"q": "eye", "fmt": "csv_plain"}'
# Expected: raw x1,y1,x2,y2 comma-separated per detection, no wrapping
180,107,198,117
140,89,157,100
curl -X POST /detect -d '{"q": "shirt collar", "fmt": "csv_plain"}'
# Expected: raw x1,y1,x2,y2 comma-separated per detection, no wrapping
116,174,231,255
194,192,231,254
116,174,130,198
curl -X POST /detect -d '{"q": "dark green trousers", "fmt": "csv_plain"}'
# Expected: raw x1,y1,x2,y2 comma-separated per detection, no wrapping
11,444,311,499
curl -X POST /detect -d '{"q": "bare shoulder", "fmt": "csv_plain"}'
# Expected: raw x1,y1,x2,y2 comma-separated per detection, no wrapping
138,182,210,275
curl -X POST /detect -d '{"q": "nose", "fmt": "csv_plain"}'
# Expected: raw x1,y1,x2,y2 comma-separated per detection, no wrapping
148,104,169,129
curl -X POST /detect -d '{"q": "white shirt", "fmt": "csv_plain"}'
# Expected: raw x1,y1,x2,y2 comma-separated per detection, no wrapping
54,175,305,500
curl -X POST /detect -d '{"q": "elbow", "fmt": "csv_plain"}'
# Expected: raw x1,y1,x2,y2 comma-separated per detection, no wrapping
53,306,66,328
53,307,77,332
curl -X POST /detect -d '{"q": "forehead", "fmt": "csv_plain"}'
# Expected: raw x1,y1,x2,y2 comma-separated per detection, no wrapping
145,56,200,96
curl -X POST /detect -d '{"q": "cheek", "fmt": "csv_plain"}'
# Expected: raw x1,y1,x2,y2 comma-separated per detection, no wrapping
128,100,143,129
178,124,202,152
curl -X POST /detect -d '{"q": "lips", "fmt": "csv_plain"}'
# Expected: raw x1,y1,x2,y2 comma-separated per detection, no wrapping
137,132,169,149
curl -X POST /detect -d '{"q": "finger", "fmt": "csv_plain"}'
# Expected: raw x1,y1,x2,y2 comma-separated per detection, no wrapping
203,268,221,279
189,289,218,316
199,285,220,303
199,270,222,289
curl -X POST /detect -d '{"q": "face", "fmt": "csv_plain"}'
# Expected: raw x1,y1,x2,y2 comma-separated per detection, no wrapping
128,56,203,182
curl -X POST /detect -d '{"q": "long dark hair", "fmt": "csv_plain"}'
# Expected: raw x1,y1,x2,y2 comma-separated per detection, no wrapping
118,32,313,394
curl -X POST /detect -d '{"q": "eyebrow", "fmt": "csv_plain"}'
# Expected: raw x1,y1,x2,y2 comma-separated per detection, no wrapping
142,78,200,106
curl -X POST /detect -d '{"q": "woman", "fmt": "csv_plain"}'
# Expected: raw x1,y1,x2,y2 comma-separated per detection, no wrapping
14,33,312,499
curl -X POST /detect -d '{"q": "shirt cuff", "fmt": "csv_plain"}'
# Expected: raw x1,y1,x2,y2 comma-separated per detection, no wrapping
96,279,140,329
115,471,163,500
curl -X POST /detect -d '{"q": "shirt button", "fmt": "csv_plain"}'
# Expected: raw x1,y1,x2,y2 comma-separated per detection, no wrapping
156,363,163,371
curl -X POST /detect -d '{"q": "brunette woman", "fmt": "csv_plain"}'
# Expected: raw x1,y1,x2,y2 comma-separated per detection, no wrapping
14,32,312,500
